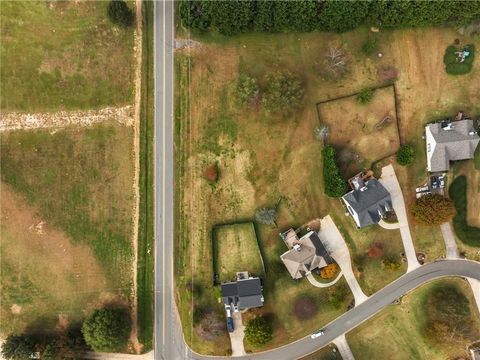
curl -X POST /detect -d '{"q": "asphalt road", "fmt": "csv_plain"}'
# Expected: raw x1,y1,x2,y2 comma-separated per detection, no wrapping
152,4,480,360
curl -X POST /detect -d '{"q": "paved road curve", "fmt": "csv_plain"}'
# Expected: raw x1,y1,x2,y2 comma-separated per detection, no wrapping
153,4,480,360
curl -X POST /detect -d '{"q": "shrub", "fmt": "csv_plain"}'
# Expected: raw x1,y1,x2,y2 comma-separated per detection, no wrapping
322,145,347,198
244,317,272,346
443,44,475,75
449,176,480,247
319,263,339,279
367,242,384,259
396,144,415,166
255,207,278,226
203,163,219,182
194,310,225,341
293,296,318,320
328,282,349,309
236,74,259,105
381,256,401,271
362,38,378,56
356,88,374,104
107,0,134,27
1,335,36,360
82,308,131,352
262,71,304,113
411,194,456,226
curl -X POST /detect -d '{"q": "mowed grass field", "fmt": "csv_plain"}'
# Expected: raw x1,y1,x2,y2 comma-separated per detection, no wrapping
318,85,400,177
175,26,480,354
213,223,264,282
0,0,134,111
0,123,134,334
347,278,480,360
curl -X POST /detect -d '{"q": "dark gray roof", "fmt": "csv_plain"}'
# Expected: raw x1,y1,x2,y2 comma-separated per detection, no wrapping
308,232,334,264
342,179,392,228
426,120,480,172
221,278,263,309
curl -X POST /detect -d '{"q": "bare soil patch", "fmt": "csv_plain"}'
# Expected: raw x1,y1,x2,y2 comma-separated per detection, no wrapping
0,183,115,335
293,296,318,321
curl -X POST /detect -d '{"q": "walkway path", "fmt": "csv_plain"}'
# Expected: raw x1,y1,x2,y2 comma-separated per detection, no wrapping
0,106,134,132
229,312,246,356
306,271,343,288
318,216,369,305
440,223,460,259
378,165,420,272
332,334,355,360
378,219,400,230
84,351,154,360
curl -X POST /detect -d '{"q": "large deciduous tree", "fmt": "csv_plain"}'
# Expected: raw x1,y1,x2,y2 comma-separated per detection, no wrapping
107,0,134,27
411,194,456,225
82,308,131,352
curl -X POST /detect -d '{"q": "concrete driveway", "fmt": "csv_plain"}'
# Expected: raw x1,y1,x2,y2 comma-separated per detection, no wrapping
379,165,420,272
229,312,246,356
318,216,369,305
440,222,459,259
332,334,355,360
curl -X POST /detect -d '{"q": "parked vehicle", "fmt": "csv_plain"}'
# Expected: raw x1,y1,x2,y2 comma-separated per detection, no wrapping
225,305,232,318
310,329,325,339
430,176,438,189
438,175,446,188
226,317,234,333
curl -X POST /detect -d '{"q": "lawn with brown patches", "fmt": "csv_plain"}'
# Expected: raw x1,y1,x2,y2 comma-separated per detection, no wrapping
317,85,400,177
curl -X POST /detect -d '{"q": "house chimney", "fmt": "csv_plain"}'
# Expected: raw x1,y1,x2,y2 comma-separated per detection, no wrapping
293,244,302,252
469,131,477,136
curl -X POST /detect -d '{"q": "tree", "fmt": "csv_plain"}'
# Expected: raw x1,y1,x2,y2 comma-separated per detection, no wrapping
255,207,278,226
356,88,374,104
1,334,36,360
411,194,456,226
107,0,134,27
381,256,401,271
324,44,348,78
236,74,259,106
322,145,347,198
262,71,304,113
396,144,415,166
82,308,131,352
367,242,384,259
319,263,339,279
244,317,272,346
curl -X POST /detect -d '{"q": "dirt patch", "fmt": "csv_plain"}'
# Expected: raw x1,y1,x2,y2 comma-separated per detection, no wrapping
0,106,134,132
195,311,226,341
293,297,318,321
1,183,116,334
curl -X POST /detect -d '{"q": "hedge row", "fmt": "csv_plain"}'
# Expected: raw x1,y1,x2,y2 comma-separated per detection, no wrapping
448,176,480,247
322,145,347,198
179,0,480,35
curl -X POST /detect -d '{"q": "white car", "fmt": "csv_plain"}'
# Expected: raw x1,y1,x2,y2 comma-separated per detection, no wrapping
310,329,325,339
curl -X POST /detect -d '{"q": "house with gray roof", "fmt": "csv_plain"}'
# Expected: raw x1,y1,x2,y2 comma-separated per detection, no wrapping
221,275,264,312
280,229,333,280
342,177,392,228
425,119,479,172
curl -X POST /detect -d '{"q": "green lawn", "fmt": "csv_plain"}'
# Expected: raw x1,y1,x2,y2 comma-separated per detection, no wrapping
136,0,154,351
409,225,445,261
0,1,134,111
0,124,134,293
347,278,480,360
213,223,265,283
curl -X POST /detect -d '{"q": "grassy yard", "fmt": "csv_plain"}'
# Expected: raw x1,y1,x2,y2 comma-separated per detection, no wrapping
213,223,264,283
0,123,134,335
299,344,341,360
318,85,400,177
174,26,480,355
136,0,154,351
347,278,480,360
0,0,134,111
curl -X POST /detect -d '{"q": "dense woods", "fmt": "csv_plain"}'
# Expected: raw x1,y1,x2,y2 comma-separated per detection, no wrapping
179,0,480,35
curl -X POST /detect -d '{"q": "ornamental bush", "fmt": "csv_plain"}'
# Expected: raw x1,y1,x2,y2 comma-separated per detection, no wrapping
244,317,272,346
107,0,134,27
236,74,259,106
322,145,347,198
396,144,415,166
262,71,304,113
411,194,456,226
356,88,374,104
82,308,131,352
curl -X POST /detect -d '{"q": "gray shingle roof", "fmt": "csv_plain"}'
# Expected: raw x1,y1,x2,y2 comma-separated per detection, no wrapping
426,120,480,172
221,278,263,309
342,178,392,228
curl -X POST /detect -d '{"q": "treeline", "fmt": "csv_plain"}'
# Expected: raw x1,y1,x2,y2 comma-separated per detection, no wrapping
179,0,480,35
